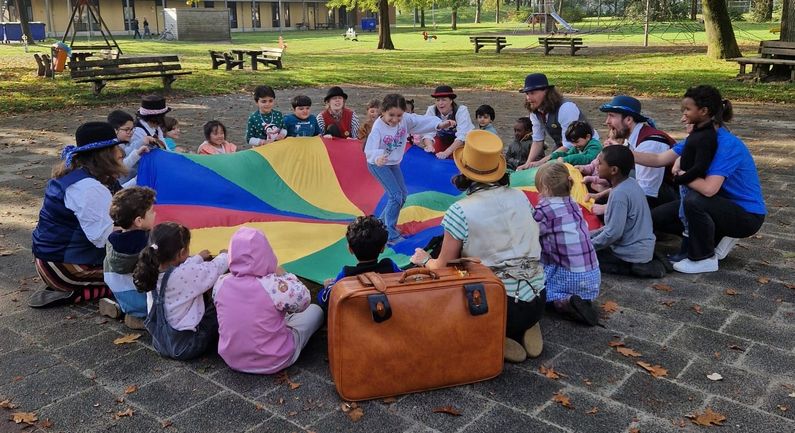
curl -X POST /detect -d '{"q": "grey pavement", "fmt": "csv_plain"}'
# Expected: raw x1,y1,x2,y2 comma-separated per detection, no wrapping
0,91,793,433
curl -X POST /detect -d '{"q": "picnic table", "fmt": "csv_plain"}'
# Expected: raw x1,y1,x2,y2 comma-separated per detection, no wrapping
469,36,511,53
231,49,265,70
315,22,334,30
538,37,586,56
729,40,795,82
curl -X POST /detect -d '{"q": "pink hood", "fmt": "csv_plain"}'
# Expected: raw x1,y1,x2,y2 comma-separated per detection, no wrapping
228,226,277,277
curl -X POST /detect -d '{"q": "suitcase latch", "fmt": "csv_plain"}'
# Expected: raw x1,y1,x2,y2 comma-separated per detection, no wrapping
464,283,489,316
368,293,392,323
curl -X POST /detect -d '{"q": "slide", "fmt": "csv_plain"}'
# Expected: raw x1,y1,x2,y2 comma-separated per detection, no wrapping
549,11,576,32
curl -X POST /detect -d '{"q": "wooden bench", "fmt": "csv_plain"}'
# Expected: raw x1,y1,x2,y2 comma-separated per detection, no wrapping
294,22,310,30
69,55,191,95
538,37,586,56
315,22,333,30
256,47,284,69
469,36,511,53
209,50,244,70
729,40,795,82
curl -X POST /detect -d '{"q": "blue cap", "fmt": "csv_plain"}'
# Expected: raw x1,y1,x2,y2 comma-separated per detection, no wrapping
599,95,648,122
519,73,553,93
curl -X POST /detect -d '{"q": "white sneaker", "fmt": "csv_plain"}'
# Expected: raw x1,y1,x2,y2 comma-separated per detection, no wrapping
673,256,719,274
715,237,739,260
98,298,122,319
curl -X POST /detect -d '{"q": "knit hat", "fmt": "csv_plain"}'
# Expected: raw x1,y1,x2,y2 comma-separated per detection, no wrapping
431,85,457,99
137,94,171,116
519,73,553,93
61,122,120,165
324,86,348,102
453,130,506,183
599,95,648,123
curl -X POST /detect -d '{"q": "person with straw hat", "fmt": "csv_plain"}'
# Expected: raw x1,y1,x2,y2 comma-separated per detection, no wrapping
410,130,547,363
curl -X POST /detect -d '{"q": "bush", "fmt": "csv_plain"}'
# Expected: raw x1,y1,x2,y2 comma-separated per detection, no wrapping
559,5,586,23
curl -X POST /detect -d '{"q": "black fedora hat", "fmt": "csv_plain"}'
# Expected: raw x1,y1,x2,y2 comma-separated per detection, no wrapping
324,86,348,102
519,73,553,93
137,94,171,116
431,85,457,99
61,121,120,165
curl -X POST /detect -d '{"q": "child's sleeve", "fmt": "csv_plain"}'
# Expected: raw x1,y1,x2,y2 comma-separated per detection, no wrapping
590,194,628,250
245,113,257,145
311,116,321,136
363,122,386,161
264,273,310,313
283,116,295,137
454,107,475,142
532,200,552,235
675,133,718,185
563,139,602,165
122,148,142,169
406,113,443,136
174,253,229,299
316,113,326,134
350,112,360,139
421,106,437,141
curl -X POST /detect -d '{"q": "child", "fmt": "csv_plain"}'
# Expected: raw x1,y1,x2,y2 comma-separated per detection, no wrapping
404,99,422,148
529,121,602,167
246,85,286,147
122,95,169,183
198,120,237,155
317,86,360,139
577,129,623,216
214,227,323,374
505,117,534,171
100,187,156,329
475,104,498,135
533,163,600,326
133,222,229,360
364,94,456,244
668,85,727,263
108,110,150,172
420,85,475,159
317,216,402,311
283,95,321,137
162,116,187,152
589,146,666,278
357,98,382,142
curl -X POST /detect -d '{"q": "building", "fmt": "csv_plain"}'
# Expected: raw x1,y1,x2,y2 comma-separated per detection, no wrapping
2,0,393,37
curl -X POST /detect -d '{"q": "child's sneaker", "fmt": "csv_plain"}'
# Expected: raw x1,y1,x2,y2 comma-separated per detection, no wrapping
569,296,599,327
124,314,146,330
522,323,543,358
715,237,739,260
98,298,122,319
504,338,527,363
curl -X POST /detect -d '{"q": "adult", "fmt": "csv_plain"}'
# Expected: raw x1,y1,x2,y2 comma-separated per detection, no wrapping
420,85,475,159
131,18,141,39
316,86,360,139
599,95,677,208
30,122,128,307
143,18,151,39
410,130,546,363
634,122,766,274
517,73,598,170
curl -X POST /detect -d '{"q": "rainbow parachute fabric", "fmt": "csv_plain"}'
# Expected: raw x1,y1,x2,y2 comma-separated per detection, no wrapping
138,137,600,283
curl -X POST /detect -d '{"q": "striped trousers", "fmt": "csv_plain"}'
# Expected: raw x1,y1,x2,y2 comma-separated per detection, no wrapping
34,258,110,303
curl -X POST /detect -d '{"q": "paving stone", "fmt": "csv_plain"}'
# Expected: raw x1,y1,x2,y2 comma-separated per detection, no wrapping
668,325,750,364
305,398,411,433
184,352,228,377
759,382,795,422
537,388,638,433
170,391,271,432
676,359,769,406
0,326,27,356
245,415,305,433
631,415,703,433
459,404,567,433
0,363,94,410
471,364,563,413
126,369,223,418
0,306,89,337
290,329,331,379
699,270,770,298
611,372,707,420
541,316,620,356
93,347,181,393
541,349,633,395
394,387,492,433
37,314,110,350
756,281,795,304
208,366,282,399
707,396,795,433
0,345,59,386
601,307,681,344
608,286,731,331
603,336,693,379
741,344,795,378
57,331,144,370
722,314,795,351
708,289,780,320
519,340,567,370
258,372,337,428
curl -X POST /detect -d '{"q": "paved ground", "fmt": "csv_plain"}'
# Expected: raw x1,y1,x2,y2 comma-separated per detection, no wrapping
0,89,793,433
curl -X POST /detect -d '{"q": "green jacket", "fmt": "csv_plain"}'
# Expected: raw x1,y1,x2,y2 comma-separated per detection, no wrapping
548,138,602,165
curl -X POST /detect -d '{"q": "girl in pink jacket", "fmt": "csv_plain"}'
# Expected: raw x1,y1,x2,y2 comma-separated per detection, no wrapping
213,227,323,374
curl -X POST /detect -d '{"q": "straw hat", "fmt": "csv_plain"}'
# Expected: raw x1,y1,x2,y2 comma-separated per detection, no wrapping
453,130,506,183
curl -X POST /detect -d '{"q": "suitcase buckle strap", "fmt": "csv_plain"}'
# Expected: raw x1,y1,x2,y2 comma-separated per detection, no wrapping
464,283,489,316
367,293,392,323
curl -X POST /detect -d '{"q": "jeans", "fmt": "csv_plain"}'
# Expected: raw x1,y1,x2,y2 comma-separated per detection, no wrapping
367,163,407,240
652,191,765,260
678,185,690,236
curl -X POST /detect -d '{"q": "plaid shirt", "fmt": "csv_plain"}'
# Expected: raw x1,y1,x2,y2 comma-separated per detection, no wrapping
533,196,598,273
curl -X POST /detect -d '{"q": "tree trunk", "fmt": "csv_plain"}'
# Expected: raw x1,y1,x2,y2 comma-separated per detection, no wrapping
451,5,458,29
702,0,741,58
765,0,773,21
690,0,697,20
377,0,394,49
420,8,426,28
475,0,481,23
14,0,34,45
496,0,500,23
516,0,520,13
782,0,794,42
414,6,419,26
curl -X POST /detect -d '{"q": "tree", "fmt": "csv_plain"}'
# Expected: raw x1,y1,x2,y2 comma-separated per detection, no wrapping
475,0,482,23
329,0,395,49
701,0,741,59
13,0,34,45
783,0,794,42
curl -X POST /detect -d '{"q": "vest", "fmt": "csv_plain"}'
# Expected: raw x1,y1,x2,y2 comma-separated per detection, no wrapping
456,187,542,269
434,105,458,142
321,108,354,138
541,100,590,147
636,124,676,185
32,168,106,265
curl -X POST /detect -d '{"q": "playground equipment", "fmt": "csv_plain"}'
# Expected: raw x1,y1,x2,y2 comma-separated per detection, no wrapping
526,1,577,34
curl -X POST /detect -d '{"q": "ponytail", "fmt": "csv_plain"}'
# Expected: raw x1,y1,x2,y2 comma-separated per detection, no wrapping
720,99,733,123
133,222,191,292
684,85,732,127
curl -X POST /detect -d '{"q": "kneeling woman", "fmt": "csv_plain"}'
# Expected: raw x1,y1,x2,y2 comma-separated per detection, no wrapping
410,130,546,363
30,122,128,307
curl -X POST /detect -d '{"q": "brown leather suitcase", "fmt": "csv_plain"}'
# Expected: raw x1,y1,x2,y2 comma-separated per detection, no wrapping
327,260,506,401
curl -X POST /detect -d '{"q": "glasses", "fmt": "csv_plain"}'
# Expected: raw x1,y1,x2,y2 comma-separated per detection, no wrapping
118,127,133,132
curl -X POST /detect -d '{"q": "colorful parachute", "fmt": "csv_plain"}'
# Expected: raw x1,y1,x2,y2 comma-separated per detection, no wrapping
137,137,600,283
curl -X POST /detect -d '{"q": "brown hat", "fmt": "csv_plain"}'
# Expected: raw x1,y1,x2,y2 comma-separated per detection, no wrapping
453,130,506,183
431,85,457,100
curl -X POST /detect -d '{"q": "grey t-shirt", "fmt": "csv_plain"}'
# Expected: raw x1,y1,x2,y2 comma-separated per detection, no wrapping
590,178,655,263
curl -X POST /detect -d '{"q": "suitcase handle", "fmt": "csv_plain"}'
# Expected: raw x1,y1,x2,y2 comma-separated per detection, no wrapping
398,268,439,283
357,272,388,293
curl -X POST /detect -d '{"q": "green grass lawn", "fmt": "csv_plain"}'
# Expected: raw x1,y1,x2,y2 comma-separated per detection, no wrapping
0,16,791,114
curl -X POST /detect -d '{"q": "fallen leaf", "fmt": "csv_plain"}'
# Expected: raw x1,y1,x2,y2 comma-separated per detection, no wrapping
629,429,640,433
652,283,673,292
113,333,141,345
729,344,745,351
381,397,397,404
161,420,173,428
347,407,364,422
287,411,298,416
608,340,625,347
706,373,723,381
687,407,726,426
757,276,770,284
115,408,134,418
275,371,301,390
39,418,53,429
124,385,138,394
785,283,795,290
724,289,738,296
539,366,562,380
637,361,668,378
115,397,125,404
601,300,620,315
11,412,38,425
255,403,265,411
583,379,593,386
586,407,599,415
432,405,462,416
789,392,795,398
660,299,676,307
0,399,19,409
616,347,642,358
552,391,573,409
777,405,788,412
692,304,703,315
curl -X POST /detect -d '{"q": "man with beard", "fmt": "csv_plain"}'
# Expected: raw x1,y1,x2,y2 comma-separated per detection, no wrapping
517,73,598,170
599,95,677,208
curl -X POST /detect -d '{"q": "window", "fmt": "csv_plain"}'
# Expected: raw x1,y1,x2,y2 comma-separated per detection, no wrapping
252,3,261,28
72,0,101,32
204,1,214,7
228,1,237,28
121,0,136,31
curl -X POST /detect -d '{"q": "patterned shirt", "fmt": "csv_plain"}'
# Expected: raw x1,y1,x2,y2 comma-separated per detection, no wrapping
533,196,598,272
283,114,321,137
245,110,285,145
